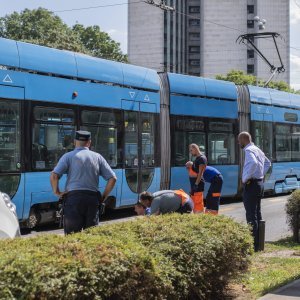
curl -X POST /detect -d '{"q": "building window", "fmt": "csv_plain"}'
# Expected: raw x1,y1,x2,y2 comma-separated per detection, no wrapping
189,46,200,53
189,59,200,66
189,32,200,41
247,49,254,59
247,5,254,14
247,64,254,74
189,6,200,13
189,19,200,26
247,20,254,28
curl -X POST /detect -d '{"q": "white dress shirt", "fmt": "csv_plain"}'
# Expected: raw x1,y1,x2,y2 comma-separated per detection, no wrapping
242,143,271,184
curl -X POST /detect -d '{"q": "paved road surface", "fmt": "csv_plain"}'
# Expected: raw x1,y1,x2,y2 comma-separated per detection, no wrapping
24,195,290,241
220,194,290,242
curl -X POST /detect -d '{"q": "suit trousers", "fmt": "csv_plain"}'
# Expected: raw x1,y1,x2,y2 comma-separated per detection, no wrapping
243,180,263,251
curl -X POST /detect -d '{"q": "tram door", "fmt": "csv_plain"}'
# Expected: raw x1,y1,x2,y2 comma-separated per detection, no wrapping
0,85,25,219
122,101,156,205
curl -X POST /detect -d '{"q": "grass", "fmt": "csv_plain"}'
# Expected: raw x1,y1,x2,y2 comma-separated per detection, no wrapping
235,237,300,299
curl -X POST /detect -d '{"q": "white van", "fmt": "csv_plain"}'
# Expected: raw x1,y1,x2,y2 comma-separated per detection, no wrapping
0,192,20,239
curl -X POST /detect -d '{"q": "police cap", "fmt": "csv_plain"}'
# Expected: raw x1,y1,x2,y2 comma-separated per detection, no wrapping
75,130,91,141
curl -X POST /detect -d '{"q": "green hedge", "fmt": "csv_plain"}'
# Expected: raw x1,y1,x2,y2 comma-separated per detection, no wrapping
0,214,253,299
286,190,300,242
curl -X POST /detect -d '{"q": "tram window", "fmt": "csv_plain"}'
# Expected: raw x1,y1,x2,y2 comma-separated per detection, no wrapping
292,126,300,161
208,133,235,165
275,124,291,162
0,101,21,172
176,119,204,131
124,111,138,168
188,133,206,155
253,122,263,150
141,113,155,167
81,110,116,125
81,110,121,168
252,121,273,160
82,126,118,167
284,113,298,122
34,107,74,122
174,132,206,166
32,107,75,170
209,122,233,132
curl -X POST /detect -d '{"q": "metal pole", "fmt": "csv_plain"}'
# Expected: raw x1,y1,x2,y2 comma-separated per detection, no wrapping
258,220,266,251
293,211,299,243
264,68,278,88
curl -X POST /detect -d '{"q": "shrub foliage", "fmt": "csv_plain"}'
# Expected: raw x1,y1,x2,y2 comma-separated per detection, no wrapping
286,190,300,242
0,214,253,299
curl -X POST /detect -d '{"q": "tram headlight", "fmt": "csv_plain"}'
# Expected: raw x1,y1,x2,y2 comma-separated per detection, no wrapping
1,193,17,216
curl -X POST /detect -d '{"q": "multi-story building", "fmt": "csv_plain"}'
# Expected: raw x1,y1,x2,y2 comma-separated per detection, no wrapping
128,0,290,83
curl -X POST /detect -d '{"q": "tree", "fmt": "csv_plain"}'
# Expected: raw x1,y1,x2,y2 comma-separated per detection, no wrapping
73,24,128,62
0,8,127,62
0,8,87,53
216,70,298,94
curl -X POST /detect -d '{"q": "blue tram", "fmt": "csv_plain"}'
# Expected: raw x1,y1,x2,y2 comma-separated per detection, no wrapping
0,37,299,227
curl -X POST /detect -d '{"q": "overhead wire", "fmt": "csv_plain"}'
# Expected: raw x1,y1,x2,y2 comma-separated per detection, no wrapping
52,0,300,52
50,0,299,84
53,0,144,13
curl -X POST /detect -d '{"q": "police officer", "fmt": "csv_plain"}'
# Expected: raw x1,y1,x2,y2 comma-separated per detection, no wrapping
50,130,117,234
186,143,207,213
137,190,194,216
238,131,271,251
203,166,223,215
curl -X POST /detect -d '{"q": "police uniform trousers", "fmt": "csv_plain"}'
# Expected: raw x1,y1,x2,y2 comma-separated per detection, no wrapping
64,190,100,234
206,175,223,215
243,179,263,251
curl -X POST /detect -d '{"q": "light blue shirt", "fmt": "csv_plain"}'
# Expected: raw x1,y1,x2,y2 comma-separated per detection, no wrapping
53,147,116,192
242,143,271,184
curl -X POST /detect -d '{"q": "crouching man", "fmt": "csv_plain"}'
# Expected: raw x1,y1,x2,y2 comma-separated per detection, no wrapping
135,189,194,216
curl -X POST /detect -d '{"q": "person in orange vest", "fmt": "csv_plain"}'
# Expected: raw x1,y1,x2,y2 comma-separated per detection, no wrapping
203,166,223,215
135,190,194,216
185,143,206,213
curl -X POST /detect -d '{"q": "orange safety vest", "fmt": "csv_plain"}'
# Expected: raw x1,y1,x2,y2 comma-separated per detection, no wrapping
174,189,189,205
187,166,198,178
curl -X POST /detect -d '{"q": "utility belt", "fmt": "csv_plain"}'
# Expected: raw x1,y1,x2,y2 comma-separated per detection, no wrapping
67,190,100,197
245,178,263,185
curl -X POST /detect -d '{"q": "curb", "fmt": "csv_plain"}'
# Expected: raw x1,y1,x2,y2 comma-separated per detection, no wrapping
259,278,300,299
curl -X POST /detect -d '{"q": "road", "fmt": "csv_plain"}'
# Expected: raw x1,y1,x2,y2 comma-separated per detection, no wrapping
24,195,290,242
220,194,290,242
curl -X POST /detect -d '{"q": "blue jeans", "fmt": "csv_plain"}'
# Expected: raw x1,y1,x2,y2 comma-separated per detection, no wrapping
243,180,263,251
63,190,100,234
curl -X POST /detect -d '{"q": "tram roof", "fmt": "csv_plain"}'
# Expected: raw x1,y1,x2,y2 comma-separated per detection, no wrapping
248,85,300,109
0,38,160,91
167,73,238,101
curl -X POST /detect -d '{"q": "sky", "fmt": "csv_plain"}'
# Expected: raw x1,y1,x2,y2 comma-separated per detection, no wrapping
1,0,300,89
